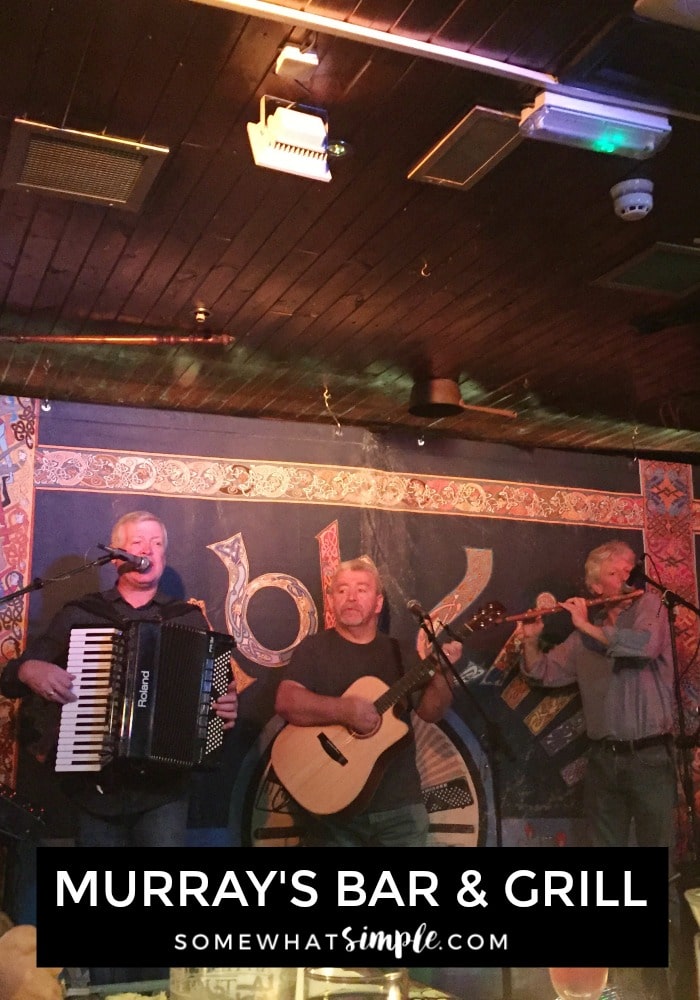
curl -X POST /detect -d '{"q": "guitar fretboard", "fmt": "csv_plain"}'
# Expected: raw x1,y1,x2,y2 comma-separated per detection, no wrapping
373,654,438,714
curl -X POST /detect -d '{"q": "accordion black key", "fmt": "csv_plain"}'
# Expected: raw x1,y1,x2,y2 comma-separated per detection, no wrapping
56,621,235,771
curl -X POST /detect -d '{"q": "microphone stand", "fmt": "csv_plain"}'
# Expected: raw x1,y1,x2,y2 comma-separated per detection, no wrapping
635,568,700,863
417,612,514,1000
433,616,515,845
0,553,116,607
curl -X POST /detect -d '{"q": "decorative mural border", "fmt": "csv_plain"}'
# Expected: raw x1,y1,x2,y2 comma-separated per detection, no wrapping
34,446,646,528
0,398,39,787
639,460,700,684
639,460,700,857
1,417,698,842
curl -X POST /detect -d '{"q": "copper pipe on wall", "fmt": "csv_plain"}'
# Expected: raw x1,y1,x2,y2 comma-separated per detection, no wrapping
0,333,235,345
504,588,645,623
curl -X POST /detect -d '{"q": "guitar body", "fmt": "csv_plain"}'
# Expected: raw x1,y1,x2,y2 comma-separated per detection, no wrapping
270,675,411,816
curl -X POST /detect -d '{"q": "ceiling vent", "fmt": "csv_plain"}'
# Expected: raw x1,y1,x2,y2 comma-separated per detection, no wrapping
594,242,700,297
407,106,521,191
0,119,170,211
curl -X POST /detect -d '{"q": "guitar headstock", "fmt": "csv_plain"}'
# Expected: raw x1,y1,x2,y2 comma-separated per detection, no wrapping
465,601,507,631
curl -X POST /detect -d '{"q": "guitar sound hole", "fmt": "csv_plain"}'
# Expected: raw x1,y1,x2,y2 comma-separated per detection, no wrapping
349,718,382,739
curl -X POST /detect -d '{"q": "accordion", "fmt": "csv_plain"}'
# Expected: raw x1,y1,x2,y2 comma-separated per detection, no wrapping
55,621,235,772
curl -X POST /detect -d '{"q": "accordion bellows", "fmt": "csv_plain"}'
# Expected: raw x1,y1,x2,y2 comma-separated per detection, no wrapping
56,621,234,771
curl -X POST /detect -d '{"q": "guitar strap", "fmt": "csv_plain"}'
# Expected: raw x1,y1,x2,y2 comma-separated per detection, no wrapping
389,637,405,675
390,637,417,710
67,595,131,626
69,594,197,625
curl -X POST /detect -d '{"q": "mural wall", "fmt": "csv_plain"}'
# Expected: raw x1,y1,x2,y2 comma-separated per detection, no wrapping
0,398,39,790
0,398,698,853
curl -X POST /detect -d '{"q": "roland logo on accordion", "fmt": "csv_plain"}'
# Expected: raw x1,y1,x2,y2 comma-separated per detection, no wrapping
56,621,235,773
137,669,150,708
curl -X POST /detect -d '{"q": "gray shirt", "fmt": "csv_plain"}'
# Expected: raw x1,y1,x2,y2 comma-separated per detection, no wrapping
520,590,674,741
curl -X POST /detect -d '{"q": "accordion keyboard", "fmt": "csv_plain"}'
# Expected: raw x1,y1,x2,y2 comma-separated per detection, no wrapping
55,627,122,772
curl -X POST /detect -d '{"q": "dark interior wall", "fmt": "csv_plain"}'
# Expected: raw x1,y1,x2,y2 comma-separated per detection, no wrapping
15,401,685,845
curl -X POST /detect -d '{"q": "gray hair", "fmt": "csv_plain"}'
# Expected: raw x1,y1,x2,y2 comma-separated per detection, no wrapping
111,510,168,550
584,539,635,590
330,555,383,592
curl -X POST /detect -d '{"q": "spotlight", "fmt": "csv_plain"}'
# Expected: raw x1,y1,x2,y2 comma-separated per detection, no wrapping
247,96,331,182
40,399,52,413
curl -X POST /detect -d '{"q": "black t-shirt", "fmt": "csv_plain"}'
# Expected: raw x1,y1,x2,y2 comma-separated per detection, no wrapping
1,588,209,817
283,628,425,812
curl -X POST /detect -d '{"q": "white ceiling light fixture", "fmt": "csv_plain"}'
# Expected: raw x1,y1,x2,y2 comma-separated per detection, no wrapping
189,0,556,88
275,44,319,81
247,96,331,181
188,0,700,123
519,91,672,159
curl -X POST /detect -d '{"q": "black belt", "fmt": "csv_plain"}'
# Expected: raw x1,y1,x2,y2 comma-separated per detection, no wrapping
595,734,672,754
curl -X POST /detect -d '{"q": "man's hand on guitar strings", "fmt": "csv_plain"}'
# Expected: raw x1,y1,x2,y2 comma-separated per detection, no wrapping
341,694,381,735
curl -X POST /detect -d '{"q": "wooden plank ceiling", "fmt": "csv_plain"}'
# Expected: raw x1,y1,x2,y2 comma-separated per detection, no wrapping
1,0,700,457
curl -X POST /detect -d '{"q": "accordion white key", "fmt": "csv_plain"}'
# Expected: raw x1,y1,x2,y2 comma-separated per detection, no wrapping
55,621,235,772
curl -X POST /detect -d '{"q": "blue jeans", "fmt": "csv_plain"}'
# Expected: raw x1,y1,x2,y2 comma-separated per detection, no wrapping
77,796,189,847
301,803,430,847
585,741,677,847
80,797,189,986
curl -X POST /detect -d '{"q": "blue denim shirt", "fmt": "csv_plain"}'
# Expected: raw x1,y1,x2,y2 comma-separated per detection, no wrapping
520,590,674,741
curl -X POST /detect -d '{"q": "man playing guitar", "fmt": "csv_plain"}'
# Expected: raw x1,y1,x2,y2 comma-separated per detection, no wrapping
273,556,461,846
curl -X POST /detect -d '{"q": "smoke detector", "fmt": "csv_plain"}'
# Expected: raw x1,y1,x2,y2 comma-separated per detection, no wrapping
610,178,654,221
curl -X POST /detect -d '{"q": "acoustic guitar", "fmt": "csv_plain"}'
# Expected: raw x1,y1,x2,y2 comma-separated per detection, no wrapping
270,650,441,817
270,600,504,817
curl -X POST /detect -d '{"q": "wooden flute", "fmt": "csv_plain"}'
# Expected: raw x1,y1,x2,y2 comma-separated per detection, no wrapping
504,587,645,623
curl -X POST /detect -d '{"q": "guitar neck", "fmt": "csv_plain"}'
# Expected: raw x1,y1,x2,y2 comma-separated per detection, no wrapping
374,655,438,715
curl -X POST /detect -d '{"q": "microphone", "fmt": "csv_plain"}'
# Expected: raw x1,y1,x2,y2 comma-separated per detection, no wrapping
407,599,432,624
98,544,151,573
